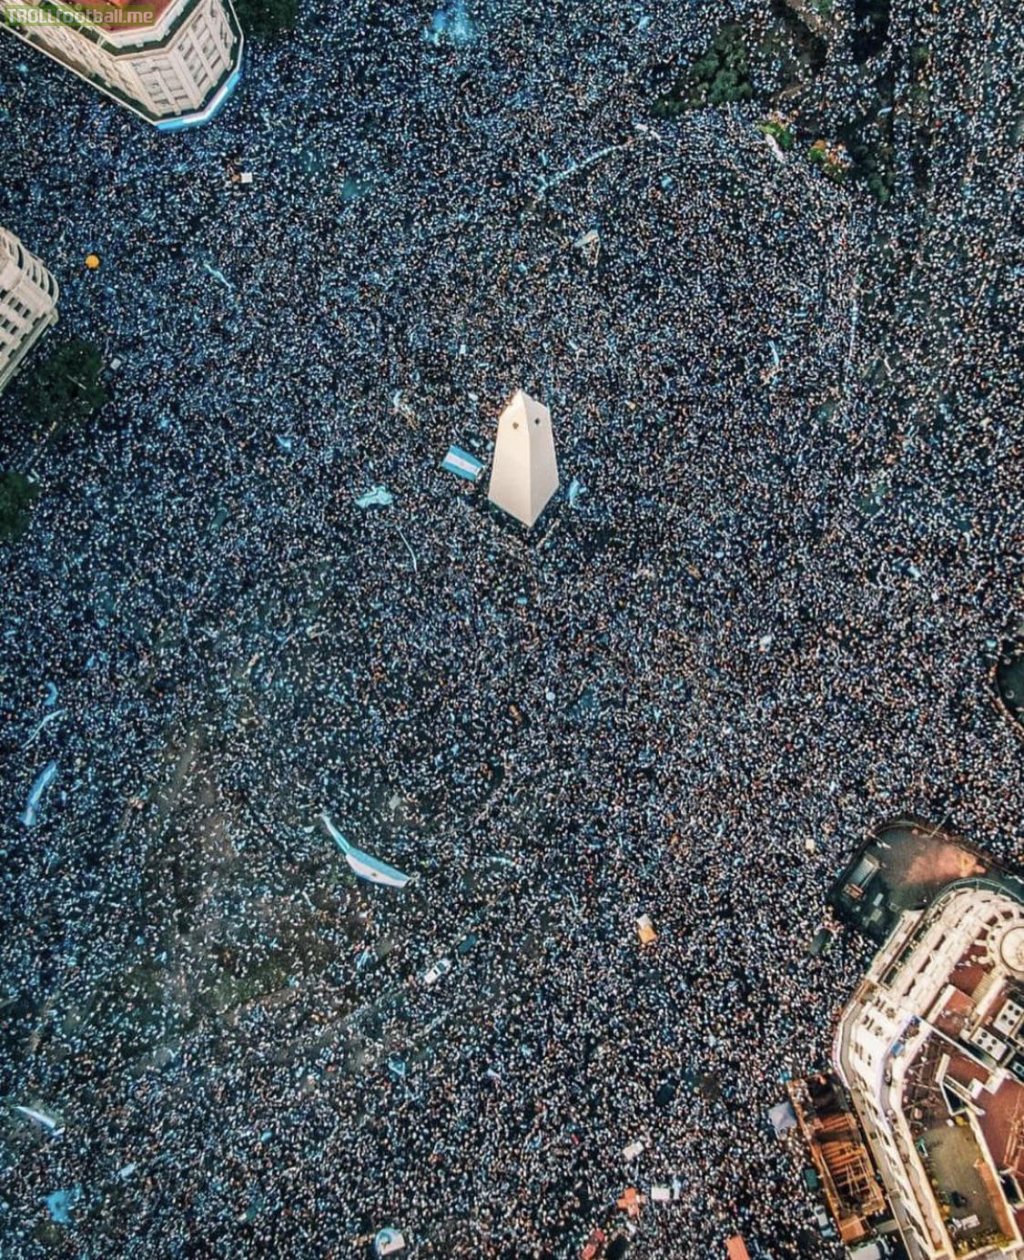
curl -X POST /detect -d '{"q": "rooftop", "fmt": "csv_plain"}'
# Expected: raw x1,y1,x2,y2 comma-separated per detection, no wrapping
837,879,1024,1260
56,0,176,38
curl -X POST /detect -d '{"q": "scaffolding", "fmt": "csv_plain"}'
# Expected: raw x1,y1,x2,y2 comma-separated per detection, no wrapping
789,1074,888,1243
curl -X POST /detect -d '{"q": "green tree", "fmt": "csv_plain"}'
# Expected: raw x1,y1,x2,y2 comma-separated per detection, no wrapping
232,0,296,37
910,43,932,69
654,21,755,113
713,25,743,58
0,472,40,541
760,119,796,150
867,174,891,203
17,339,107,437
708,70,739,105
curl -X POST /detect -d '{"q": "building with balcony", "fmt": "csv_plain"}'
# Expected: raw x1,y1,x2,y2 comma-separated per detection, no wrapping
835,878,1024,1260
0,0,242,129
0,226,59,394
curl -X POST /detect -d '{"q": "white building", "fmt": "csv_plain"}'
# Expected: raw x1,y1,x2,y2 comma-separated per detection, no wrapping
487,389,559,528
0,0,242,129
835,879,1024,1260
0,227,59,394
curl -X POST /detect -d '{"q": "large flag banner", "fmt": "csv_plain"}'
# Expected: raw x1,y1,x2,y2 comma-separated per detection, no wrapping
320,813,413,889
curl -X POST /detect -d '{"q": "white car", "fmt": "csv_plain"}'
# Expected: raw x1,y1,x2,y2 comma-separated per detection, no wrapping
421,958,453,987
813,1204,835,1239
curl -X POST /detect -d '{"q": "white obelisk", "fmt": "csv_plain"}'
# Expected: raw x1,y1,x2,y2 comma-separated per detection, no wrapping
487,390,559,528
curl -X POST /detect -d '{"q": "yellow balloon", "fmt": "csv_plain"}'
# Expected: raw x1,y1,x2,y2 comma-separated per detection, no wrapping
85,253,101,270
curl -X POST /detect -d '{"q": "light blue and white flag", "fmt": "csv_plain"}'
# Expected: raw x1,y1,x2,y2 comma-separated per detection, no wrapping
320,813,412,889
21,761,57,827
355,486,394,509
374,1228,407,1256
441,445,484,483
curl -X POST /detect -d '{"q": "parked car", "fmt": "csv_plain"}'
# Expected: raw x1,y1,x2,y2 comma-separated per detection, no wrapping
813,1204,836,1239
421,958,452,986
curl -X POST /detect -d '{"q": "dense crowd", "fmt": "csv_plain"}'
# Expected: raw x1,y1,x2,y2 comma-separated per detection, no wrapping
0,0,1021,1256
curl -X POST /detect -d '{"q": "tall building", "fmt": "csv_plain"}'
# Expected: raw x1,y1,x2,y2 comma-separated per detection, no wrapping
487,389,559,528
0,226,59,394
0,0,242,129
835,878,1024,1260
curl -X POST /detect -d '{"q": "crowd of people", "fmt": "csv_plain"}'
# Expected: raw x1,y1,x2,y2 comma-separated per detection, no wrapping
0,0,1020,1255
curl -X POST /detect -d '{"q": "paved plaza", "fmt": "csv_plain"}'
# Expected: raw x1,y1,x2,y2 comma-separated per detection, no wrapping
0,0,1021,1255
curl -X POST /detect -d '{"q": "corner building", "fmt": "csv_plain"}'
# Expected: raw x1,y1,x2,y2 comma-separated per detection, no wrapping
0,0,242,129
835,878,1024,1260
0,227,59,394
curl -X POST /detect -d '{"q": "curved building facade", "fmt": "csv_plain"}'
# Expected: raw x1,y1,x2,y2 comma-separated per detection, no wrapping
0,0,242,128
835,879,1024,1260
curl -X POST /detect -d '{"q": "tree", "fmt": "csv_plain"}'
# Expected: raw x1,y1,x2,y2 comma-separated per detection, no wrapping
16,339,107,437
910,42,932,69
653,21,755,114
867,174,891,203
708,69,739,105
232,0,296,37
0,472,40,541
760,118,796,150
